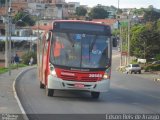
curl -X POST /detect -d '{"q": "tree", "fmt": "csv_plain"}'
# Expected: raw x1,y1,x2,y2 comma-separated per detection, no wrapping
12,11,35,27
156,20,160,31
88,5,108,19
133,8,145,15
117,9,123,14
130,23,160,60
75,7,87,16
143,8,160,22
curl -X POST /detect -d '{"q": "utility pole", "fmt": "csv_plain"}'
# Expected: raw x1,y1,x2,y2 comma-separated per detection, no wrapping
8,0,12,75
117,0,123,67
5,0,9,68
8,15,12,75
127,15,131,65
38,15,40,38
120,27,122,66
118,0,119,11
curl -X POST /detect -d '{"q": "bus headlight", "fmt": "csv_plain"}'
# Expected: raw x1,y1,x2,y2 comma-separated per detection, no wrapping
49,63,57,77
51,70,57,77
103,67,111,79
103,74,109,79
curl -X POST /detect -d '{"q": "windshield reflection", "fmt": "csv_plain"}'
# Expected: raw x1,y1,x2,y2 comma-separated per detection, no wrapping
50,32,110,68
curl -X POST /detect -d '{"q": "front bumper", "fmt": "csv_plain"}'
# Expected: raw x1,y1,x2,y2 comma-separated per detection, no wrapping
47,75,110,92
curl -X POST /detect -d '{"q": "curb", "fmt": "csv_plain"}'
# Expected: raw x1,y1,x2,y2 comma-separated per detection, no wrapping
13,66,36,120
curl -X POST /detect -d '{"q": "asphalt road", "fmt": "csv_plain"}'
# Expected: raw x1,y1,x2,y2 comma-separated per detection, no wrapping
16,50,160,120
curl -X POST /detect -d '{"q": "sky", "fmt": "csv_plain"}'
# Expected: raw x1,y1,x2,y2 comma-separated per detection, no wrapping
65,0,160,9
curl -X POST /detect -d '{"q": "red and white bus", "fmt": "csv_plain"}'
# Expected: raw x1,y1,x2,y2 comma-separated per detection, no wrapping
37,20,115,99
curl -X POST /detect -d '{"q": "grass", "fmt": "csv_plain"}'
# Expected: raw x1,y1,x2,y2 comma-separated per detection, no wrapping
0,64,28,74
0,68,8,74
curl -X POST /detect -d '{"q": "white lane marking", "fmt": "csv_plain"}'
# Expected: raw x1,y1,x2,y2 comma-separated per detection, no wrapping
13,67,35,120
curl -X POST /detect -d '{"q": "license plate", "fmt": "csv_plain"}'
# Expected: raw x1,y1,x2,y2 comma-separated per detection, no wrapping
74,83,85,88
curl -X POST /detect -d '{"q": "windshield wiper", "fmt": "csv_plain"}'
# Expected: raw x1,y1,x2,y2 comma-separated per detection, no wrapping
89,35,97,52
66,33,75,47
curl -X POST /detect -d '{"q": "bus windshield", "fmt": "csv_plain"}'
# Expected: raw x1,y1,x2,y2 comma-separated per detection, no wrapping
50,32,110,68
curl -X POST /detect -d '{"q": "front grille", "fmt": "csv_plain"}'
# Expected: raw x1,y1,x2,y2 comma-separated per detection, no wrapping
61,75,77,81
80,77,98,82
60,71,100,82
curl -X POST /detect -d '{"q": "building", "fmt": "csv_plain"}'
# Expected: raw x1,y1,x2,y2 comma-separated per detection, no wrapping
0,0,68,35
103,6,117,19
67,2,80,16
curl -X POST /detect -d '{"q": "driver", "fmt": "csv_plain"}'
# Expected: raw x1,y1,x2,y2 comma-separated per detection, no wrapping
53,37,64,63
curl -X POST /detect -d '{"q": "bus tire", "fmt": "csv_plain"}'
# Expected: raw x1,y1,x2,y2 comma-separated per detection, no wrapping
40,81,45,89
91,92,100,99
46,88,54,97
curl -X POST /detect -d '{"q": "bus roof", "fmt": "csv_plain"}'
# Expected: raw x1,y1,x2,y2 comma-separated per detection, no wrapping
52,20,111,35
52,20,109,27
33,20,111,35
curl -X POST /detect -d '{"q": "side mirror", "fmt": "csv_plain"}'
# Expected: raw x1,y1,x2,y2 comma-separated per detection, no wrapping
112,38,117,47
46,31,52,41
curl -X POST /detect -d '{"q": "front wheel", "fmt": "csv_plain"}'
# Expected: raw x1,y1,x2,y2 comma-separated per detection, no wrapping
46,88,54,97
91,92,100,99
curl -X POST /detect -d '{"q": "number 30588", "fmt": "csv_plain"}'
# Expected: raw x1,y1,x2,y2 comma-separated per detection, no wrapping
89,74,102,78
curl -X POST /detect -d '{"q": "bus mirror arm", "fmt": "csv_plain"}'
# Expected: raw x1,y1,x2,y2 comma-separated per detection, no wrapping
112,37,117,47
46,31,52,41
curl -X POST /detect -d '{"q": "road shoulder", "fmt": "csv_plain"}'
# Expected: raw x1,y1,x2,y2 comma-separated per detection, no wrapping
0,66,33,114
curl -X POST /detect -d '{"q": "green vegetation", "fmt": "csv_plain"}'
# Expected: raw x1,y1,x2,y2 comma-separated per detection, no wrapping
0,64,27,74
21,51,37,65
75,7,87,16
12,11,35,26
88,5,108,19
130,22,160,61
133,8,145,15
130,60,138,64
115,6,160,63
0,68,8,74
0,52,36,74
144,64,160,71
143,8,160,22
155,54,160,60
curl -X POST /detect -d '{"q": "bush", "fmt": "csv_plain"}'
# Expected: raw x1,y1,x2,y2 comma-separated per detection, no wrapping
21,51,37,65
0,68,8,74
144,64,160,71
156,54,160,60
130,60,138,64
0,64,27,74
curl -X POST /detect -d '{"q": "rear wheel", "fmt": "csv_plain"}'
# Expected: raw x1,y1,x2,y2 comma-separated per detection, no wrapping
40,81,45,89
139,70,141,74
46,88,54,97
91,92,100,99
